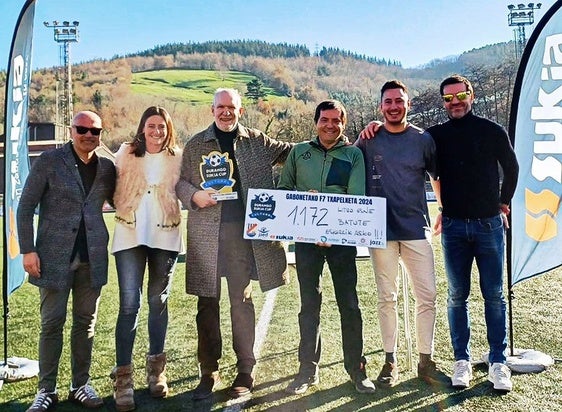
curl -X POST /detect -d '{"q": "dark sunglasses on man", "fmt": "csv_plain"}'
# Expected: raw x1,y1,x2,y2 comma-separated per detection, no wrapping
73,125,103,136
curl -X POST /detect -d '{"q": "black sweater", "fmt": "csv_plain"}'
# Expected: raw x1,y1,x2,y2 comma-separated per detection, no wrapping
428,111,519,219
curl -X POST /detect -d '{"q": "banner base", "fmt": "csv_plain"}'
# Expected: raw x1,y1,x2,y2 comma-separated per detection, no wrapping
482,348,555,373
0,357,39,390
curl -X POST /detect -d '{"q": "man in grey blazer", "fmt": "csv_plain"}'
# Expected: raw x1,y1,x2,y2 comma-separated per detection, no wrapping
17,110,116,412
176,88,292,400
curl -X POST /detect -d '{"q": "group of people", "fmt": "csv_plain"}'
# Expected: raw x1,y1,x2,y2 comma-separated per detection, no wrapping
17,74,518,412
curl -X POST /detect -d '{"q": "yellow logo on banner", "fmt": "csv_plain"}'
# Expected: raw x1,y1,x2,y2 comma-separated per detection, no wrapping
8,207,20,259
525,188,559,241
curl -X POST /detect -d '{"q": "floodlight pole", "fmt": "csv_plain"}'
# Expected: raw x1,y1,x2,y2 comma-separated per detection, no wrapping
43,20,79,139
507,3,542,59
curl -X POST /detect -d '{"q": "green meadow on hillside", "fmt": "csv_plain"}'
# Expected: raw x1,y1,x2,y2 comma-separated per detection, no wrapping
131,69,283,104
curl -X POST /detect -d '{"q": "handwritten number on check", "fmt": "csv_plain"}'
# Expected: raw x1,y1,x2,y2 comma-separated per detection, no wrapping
288,206,329,226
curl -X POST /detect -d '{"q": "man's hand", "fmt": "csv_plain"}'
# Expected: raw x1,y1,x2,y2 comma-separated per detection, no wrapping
499,203,510,215
315,242,332,248
23,252,41,278
433,213,442,236
192,190,218,208
499,203,510,229
359,121,383,139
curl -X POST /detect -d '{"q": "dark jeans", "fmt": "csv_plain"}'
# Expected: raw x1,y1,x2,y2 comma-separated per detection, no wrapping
294,242,366,377
114,246,178,366
197,221,256,375
38,262,101,391
441,214,507,364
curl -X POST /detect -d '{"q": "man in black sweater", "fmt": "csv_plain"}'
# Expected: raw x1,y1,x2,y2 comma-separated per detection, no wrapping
360,74,519,392
429,75,518,392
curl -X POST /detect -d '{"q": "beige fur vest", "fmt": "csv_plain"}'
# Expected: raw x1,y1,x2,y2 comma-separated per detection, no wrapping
113,144,182,230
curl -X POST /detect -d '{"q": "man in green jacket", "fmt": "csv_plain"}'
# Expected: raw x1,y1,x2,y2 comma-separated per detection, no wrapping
278,99,375,395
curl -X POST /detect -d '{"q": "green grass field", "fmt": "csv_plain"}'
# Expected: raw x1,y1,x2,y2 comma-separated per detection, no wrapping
131,70,283,104
1,205,561,411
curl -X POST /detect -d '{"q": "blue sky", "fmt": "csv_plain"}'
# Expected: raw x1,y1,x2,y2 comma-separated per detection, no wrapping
0,0,558,71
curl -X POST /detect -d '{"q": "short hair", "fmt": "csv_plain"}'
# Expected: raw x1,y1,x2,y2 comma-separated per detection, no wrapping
314,99,347,125
131,106,177,156
213,88,242,108
440,74,474,96
380,80,408,100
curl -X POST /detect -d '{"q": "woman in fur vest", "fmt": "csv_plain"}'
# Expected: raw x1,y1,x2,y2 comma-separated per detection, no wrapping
110,106,184,411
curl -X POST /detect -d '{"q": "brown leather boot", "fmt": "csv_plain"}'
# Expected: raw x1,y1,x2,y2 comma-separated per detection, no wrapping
146,352,168,398
110,364,135,411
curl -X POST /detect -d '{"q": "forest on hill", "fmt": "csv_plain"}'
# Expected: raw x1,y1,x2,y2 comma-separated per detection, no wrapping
1,39,518,150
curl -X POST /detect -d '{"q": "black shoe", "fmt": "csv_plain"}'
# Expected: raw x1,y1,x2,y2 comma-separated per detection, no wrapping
285,373,319,395
418,360,451,386
27,389,58,412
228,373,254,398
192,372,221,400
377,362,398,388
68,384,104,409
351,365,376,394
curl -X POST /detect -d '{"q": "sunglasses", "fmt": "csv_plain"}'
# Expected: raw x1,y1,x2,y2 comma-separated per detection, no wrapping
442,91,471,103
73,125,103,136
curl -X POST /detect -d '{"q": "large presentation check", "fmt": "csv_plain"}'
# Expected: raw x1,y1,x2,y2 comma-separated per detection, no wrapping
243,188,386,248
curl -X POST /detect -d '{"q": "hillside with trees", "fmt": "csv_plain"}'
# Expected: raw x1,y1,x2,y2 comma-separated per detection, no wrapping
1,39,519,150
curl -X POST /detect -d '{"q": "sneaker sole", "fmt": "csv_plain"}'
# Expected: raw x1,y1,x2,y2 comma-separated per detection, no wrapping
492,385,512,392
451,380,470,389
355,386,376,394
488,377,512,392
228,387,252,398
376,379,397,388
69,397,103,409
228,387,253,399
285,377,319,395
285,383,315,395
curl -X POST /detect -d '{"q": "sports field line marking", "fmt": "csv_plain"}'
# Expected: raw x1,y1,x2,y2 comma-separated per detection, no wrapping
224,287,278,411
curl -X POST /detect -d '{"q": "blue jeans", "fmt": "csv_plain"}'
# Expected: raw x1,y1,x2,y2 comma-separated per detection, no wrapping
441,215,507,364
114,246,178,366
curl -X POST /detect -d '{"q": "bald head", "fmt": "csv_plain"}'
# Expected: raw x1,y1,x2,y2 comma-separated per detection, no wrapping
71,110,103,160
72,110,102,128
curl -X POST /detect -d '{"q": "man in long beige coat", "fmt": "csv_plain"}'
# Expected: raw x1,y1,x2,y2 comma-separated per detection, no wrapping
176,88,292,400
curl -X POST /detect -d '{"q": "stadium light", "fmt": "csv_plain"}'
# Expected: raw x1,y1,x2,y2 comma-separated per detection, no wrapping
43,20,80,138
508,3,542,58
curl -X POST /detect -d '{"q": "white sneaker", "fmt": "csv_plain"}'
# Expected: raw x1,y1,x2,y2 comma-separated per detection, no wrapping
488,362,513,392
451,360,472,388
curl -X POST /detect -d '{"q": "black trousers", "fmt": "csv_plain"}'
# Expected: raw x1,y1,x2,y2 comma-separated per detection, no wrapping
295,242,366,377
196,220,256,375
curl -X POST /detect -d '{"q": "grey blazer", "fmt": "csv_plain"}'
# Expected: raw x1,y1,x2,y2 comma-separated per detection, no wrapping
17,142,116,290
176,123,292,298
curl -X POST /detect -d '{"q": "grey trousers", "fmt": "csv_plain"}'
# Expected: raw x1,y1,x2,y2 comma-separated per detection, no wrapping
38,262,101,391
